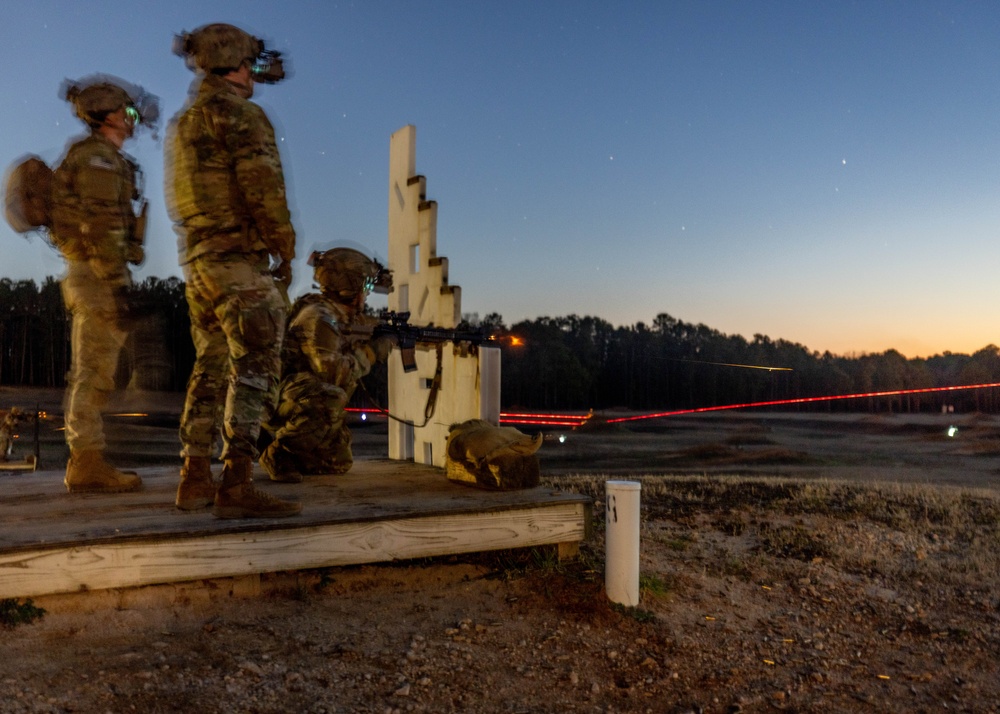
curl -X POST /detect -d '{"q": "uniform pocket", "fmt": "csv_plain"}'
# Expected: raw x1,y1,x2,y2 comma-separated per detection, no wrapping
237,299,280,352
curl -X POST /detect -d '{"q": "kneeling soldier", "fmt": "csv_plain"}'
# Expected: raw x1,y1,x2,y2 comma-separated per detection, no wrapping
261,248,391,482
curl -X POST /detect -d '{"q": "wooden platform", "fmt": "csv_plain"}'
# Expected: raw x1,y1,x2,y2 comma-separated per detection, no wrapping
0,459,592,600
0,461,36,472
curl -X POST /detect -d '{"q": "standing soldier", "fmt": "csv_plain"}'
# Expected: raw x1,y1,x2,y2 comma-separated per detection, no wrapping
166,23,300,518
261,248,392,482
52,77,157,493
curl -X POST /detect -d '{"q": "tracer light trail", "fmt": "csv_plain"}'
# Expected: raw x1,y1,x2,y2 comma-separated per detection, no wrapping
661,357,793,372
499,411,591,427
500,414,583,429
605,382,1000,424
501,411,590,422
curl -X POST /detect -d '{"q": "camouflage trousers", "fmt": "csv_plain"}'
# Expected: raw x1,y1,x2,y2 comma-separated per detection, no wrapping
61,259,130,452
180,252,285,460
265,371,355,474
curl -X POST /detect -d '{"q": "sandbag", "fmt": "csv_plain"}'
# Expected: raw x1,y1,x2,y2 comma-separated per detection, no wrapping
445,419,542,490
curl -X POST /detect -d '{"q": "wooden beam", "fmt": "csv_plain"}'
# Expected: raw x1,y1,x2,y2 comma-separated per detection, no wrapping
0,502,588,600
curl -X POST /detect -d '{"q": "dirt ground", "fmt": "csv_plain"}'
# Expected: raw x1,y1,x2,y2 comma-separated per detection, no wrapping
2,387,1000,713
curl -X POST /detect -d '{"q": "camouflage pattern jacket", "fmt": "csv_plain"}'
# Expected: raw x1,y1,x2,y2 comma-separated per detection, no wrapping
281,294,375,396
50,133,140,267
167,73,295,264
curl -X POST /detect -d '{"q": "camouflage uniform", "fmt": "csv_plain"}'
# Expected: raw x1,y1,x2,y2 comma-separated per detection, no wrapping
51,133,141,454
262,294,376,477
167,72,295,462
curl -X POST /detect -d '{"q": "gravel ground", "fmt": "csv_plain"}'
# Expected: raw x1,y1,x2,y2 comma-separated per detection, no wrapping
3,475,1000,713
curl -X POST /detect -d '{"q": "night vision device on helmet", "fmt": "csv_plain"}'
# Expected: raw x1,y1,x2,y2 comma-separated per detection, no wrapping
309,248,393,301
173,23,287,84
61,76,160,132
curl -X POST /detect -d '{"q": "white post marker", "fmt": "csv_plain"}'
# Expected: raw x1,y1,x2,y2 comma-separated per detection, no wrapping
605,480,641,606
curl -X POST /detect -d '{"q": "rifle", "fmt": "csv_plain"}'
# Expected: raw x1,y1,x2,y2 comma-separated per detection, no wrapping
350,310,495,373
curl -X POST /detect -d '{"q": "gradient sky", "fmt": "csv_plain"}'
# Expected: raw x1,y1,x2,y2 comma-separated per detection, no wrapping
2,1,999,359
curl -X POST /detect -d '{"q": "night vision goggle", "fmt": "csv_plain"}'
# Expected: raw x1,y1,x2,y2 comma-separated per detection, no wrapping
369,262,393,295
251,49,286,84
364,266,394,296
123,92,160,130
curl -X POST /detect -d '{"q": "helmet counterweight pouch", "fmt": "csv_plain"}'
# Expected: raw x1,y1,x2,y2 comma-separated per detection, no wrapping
4,155,53,234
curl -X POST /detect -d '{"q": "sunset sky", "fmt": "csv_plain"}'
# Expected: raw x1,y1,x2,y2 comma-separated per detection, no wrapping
2,1,1000,358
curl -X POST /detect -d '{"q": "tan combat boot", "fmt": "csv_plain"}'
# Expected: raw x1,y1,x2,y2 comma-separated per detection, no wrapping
64,449,143,493
213,456,302,519
175,456,216,510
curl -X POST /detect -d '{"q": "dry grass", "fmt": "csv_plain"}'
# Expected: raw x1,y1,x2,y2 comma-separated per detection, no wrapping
544,472,1000,589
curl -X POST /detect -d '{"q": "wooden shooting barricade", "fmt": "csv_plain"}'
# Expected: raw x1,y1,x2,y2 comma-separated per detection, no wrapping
0,459,591,601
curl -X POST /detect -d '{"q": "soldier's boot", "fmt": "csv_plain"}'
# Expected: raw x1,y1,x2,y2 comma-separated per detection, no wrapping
314,440,353,477
329,440,354,475
314,457,352,477
260,442,303,483
327,460,353,475
64,449,143,493
175,456,216,511
212,456,302,519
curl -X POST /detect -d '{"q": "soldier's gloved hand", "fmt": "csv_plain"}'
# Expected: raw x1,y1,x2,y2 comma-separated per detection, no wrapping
352,345,375,376
272,259,292,286
371,334,397,362
126,243,145,266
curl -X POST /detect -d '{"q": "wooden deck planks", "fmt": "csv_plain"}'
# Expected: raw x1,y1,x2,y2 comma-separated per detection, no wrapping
0,459,592,600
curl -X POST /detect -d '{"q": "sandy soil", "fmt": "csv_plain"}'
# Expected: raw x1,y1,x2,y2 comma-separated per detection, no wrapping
1,387,999,713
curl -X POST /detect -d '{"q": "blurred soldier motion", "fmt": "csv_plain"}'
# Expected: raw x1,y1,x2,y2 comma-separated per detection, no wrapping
53,76,157,493
167,22,300,518
0,407,25,462
260,247,392,482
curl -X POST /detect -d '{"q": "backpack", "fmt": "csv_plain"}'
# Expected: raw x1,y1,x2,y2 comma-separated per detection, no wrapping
4,155,53,233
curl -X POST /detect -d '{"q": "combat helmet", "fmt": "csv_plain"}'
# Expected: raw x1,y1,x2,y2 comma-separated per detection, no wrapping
62,76,160,132
174,23,286,83
310,248,392,301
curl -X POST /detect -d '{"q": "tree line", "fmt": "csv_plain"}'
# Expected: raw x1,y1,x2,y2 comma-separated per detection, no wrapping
0,276,194,393
491,313,1000,414
3,277,1000,414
